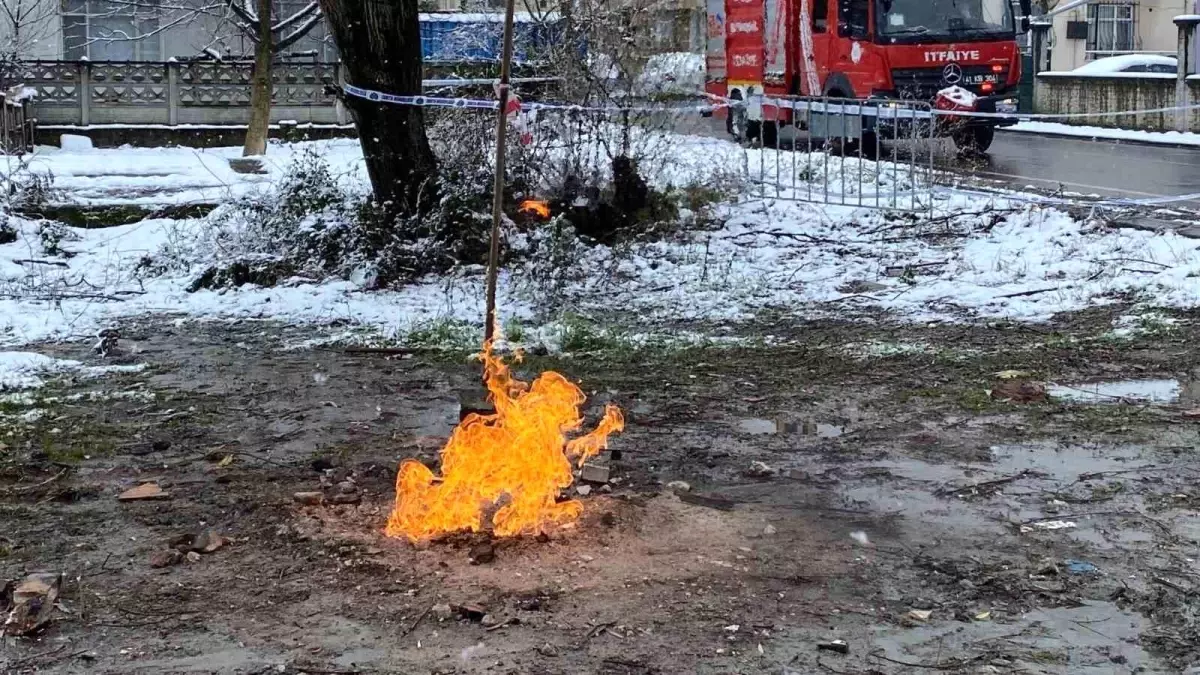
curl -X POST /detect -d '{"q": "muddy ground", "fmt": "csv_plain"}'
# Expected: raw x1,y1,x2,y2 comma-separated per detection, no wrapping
4,307,1200,674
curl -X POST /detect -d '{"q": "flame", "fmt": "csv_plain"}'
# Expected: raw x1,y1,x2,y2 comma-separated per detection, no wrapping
385,345,624,542
518,199,551,220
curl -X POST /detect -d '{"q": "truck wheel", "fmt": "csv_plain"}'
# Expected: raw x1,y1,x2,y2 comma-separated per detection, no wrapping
759,121,779,148
953,126,995,153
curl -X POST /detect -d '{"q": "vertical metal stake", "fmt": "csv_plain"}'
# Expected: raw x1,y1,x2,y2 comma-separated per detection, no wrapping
483,0,518,348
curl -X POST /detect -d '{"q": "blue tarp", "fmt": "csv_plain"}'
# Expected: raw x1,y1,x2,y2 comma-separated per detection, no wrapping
419,14,562,63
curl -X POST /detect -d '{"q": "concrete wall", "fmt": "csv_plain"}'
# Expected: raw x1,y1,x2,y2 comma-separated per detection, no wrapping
1035,72,1200,130
1048,0,1190,72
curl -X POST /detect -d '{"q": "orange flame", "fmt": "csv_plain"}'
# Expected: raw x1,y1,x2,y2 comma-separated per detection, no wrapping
518,199,551,220
385,345,624,542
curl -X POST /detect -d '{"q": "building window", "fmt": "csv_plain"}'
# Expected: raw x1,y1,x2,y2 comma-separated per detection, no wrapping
1086,3,1136,55
62,0,162,60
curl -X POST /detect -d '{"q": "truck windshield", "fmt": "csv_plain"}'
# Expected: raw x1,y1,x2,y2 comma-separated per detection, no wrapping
876,0,1013,40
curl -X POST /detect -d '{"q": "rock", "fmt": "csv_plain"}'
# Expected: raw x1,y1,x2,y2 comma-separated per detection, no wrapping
455,603,487,622
469,542,495,565
228,157,266,174
185,551,201,563
580,463,610,484
118,482,169,501
193,529,225,553
1,573,61,635
817,640,850,655
336,480,357,494
763,524,777,536
744,461,777,478
576,484,592,496
431,603,454,621
666,480,691,493
168,533,195,551
991,380,1048,403
905,609,933,622
837,280,888,294
149,550,182,568
328,492,361,505
293,491,323,506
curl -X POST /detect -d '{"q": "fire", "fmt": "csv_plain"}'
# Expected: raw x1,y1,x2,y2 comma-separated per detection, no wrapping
385,345,624,542
518,199,551,220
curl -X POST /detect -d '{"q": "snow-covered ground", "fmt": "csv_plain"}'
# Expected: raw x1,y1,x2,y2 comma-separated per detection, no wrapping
3,135,1200,350
1007,122,1200,148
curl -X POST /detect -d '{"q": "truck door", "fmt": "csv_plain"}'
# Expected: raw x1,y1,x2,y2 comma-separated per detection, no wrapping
830,0,870,96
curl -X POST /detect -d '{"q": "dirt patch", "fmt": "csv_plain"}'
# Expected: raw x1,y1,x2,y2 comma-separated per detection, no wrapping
3,313,1200,673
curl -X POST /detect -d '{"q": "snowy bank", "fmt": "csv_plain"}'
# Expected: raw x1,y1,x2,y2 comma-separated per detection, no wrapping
1006,122,1200,148
0,351,144,390
3,137,1200,349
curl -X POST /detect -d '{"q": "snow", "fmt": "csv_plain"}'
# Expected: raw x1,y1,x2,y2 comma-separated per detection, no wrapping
59,134,93,151
1062,54,1177,76
634,52,705,96
1006,122,1200,147
0,351,145,390
2,139,366,206
5,136,1200,349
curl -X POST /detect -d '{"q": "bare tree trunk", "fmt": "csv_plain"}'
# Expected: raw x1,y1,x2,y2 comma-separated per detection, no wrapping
242,0,273,157
318,0,437,216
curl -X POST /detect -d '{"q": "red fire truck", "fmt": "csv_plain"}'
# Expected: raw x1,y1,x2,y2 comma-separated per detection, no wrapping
705,0,1031,151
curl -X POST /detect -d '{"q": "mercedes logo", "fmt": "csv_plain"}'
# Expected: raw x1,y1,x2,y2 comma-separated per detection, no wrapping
942,63,963,85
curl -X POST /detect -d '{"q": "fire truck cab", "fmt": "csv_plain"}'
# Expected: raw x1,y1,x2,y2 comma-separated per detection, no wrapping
705,0,1032,151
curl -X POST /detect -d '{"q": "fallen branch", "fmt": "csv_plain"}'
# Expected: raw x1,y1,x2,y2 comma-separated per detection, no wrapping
937,469,1034,496
12,259,70,268
399,605,430,639
996,286,1063,299
869,649,989,670
0,469,70,495
343,346,416,356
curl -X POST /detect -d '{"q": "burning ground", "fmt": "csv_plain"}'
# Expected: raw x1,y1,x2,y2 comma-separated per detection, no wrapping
5,311,1200,673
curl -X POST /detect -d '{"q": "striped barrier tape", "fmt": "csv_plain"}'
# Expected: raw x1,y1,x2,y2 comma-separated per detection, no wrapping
348,82,1200,122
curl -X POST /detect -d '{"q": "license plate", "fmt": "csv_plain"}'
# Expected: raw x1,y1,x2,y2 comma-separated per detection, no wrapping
996,101,1018,114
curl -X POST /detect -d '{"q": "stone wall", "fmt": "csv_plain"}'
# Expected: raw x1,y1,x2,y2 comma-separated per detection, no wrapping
1034,73,1200,131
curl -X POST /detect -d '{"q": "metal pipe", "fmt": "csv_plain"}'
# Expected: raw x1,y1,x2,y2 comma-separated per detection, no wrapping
483,0,518,347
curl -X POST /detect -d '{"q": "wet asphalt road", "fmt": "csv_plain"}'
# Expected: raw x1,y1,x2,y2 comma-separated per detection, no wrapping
968,131,1200,207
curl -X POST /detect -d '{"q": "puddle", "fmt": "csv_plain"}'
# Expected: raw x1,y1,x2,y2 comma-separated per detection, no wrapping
988,441,1145,482
1049,379,1181,404
736,417,844,437
872,601,1156,673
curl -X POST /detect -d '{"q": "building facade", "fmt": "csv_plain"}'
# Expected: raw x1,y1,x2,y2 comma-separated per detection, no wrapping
1046,0,1199,71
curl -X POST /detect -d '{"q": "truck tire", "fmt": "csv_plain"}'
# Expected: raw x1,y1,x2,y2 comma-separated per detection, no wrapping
953,126,995,153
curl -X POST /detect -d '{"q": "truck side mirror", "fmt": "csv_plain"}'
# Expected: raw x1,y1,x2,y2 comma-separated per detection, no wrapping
1019,0,1032,33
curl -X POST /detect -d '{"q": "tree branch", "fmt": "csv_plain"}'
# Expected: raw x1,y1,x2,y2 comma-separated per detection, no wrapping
226,0,260,32
272,1,319,32
275,13,322,51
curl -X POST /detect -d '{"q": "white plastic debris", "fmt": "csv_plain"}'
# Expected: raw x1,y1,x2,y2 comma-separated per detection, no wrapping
849,530,870,546
1020,520,1077,533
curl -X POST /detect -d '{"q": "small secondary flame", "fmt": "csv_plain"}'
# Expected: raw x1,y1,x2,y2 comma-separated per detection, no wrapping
385,346,624,542
518,199,551,220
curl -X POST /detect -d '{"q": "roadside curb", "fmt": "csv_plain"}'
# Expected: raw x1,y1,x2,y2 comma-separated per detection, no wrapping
998,127,1200,150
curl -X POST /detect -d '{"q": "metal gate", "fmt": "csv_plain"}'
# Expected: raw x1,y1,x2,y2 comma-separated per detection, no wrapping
738,95,939,214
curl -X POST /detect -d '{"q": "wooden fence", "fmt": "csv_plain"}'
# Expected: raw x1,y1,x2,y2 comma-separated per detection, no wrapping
1,93,36,153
